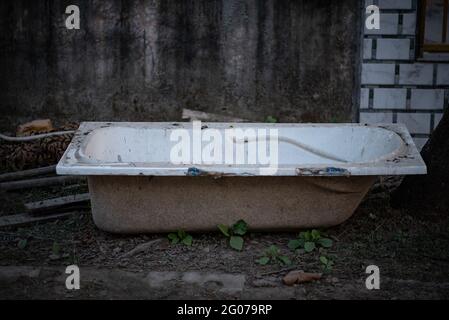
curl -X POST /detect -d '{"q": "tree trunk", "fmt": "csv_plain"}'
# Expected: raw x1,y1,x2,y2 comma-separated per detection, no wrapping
391,109,449,211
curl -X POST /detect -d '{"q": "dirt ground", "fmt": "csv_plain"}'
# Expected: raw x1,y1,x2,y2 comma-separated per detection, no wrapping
0,178,448,300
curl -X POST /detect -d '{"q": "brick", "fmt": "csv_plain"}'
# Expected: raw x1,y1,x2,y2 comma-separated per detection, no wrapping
362,63,396,85
397,113,431,134
365,14,399,35
410,89,444,110
360,88,370,109
434,113,443,129
373,88,407,109
363,39,372,60
376,39,410,60
379,0,412,9
399,64,433,85
413,138,428,151
402,14,416,35
437,64,449,85
360,112,393,124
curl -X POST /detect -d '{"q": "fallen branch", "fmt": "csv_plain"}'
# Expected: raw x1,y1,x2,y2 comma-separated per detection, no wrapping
0,165,56,183
0,176,85,191
256,266,298,278
25,193,90,214
121,239,163,258
0,211,80,228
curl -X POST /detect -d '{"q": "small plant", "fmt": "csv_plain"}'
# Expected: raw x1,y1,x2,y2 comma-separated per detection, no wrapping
288,229,333,253
256,245,291,266
265,116,278,123
168,230,193,246
17,239,27,249
52,241,61,255
218,219,248,251
320,256,334,273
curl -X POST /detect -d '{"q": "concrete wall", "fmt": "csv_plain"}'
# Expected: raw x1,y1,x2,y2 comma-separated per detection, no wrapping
360,0,449,150
0,0,360,129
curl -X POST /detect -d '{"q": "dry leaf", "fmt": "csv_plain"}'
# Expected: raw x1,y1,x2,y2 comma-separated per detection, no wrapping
283,270,322,286
17,119,54,136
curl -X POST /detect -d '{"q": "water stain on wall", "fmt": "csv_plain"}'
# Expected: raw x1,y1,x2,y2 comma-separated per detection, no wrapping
0,0,360,128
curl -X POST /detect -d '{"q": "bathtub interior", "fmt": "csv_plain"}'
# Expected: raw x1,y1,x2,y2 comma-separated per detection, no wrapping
79,125,404,165
57,122,427,176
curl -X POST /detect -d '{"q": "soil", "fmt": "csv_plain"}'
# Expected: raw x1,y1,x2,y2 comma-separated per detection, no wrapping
0,178,448,299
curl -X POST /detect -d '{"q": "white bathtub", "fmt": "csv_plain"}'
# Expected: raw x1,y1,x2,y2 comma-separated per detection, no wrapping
57,122,426,233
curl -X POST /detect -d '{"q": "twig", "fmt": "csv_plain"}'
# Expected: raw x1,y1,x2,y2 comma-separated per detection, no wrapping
0,211,80,228
121,239,164,258
257,266,298,277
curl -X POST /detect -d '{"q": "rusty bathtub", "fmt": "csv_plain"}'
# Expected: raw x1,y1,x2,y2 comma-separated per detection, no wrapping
57,122,426,233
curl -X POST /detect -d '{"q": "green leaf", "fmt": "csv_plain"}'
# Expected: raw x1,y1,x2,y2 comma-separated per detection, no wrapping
217,224,230,237
232,219,248,236
304,241,316,253
182,235,193,246
17,239,27,249
278,255,292,266
267,245,279,256
288,239,302,250
303,231,312,241
311,229,321,240
318,238,333,248
168,233,178,240
177,230,187,239
52,242,60,255
229,236,244,251
265,116,278,123
320,256,328,265
171,237,180,245
256,256,270,265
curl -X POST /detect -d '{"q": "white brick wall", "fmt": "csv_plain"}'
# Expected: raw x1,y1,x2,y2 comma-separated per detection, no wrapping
361,63,396,85
399,64,433,85
363,39,372,60
360,88,370,108
402,14,416,35
360,1,448,149
397,113,431,134
410,89,444,110
437,64,449,85
376,39,410,60
434,113,443,129
373,88,407,109
360,112,393,124
378,0,412,10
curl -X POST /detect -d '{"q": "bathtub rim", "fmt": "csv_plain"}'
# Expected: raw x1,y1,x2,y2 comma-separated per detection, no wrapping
56,122,427,177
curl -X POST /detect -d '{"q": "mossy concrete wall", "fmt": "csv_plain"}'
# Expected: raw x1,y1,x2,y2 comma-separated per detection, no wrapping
0,0,360,128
